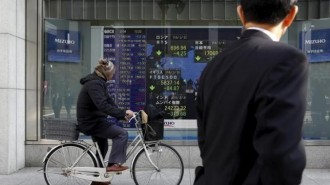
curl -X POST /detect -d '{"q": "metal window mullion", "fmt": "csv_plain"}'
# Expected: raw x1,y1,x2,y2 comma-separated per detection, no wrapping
71,0,73,19
48,0,51,18
175,0,179,20
45,0,48,18
307,0,309,20
58,0,61,19
212,0,214,20
224,0,226,20
200,0,202,20
189,0,191,21
236,0,239,20
117,0,119,20
94,0,96,20
153,0,155,20
129,0,131,20
317,0,319,19
318,0,321,19
106,0,108,19
201,0,207,20
83,0,85,19
188,0,190,20
141,0,144,20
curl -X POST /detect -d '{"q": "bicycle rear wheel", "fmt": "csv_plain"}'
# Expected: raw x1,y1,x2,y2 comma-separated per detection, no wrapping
43,143,98,185
132,143,184,185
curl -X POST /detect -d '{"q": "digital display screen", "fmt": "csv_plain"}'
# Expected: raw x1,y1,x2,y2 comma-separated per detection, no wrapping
103,27,241,128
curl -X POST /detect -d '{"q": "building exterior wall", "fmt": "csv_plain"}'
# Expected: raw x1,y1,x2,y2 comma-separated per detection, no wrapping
26,0,42,142
0,0,26,174
1,0,330,174
43,0,330,21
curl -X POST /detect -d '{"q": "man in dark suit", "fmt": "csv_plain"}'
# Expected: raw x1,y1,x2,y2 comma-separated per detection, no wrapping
194,0,308,185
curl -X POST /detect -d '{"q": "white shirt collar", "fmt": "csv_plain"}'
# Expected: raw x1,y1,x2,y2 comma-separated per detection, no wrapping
247,27,279,42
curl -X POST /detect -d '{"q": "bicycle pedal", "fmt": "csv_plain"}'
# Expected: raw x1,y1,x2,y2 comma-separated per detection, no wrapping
115,171,122,175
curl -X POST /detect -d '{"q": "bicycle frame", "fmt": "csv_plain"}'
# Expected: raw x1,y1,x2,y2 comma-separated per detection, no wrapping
43,112,160,182
127,115,160,172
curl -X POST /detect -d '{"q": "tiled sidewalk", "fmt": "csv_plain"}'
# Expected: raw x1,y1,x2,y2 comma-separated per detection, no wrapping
0,167,329,185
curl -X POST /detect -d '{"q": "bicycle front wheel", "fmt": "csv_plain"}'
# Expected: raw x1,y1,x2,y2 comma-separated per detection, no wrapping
132,143,184,185
43,143,98,185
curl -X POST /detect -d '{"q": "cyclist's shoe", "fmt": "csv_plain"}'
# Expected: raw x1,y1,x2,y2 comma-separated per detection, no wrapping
106,164,129,172
90,181,110,185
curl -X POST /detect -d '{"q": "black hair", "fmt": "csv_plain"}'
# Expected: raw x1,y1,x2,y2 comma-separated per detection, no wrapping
240,0,298,25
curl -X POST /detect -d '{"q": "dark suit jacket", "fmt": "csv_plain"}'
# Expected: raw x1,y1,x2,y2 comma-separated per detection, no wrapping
195,30,308,185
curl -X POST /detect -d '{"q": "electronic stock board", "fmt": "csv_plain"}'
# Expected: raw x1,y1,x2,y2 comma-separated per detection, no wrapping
103,27,241,128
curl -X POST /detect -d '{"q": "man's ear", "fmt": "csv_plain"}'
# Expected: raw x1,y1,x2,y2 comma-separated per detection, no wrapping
237,5,246,26
283,5,298,27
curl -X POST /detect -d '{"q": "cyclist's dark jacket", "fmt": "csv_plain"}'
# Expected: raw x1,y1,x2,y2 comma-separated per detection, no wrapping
76,72,126,135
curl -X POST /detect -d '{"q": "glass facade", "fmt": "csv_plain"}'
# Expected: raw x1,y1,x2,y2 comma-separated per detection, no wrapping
289,19,330,140
40,0,330,143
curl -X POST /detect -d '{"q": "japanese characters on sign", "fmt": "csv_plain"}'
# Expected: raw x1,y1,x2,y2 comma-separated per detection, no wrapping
103,27,241,127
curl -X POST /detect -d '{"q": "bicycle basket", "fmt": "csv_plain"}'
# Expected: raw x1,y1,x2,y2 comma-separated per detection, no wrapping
142,104,165,141
42,118,79,141
142,120,164,141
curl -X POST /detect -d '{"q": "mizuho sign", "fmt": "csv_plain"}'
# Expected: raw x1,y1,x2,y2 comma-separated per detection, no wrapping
299,28,330,63
47,29,81,63
54,33,76,45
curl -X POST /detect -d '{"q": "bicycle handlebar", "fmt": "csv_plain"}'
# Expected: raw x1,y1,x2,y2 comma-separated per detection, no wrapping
128,112,138,122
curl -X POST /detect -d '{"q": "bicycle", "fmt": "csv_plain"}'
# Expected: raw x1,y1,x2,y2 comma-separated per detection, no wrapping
42,111,184,185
